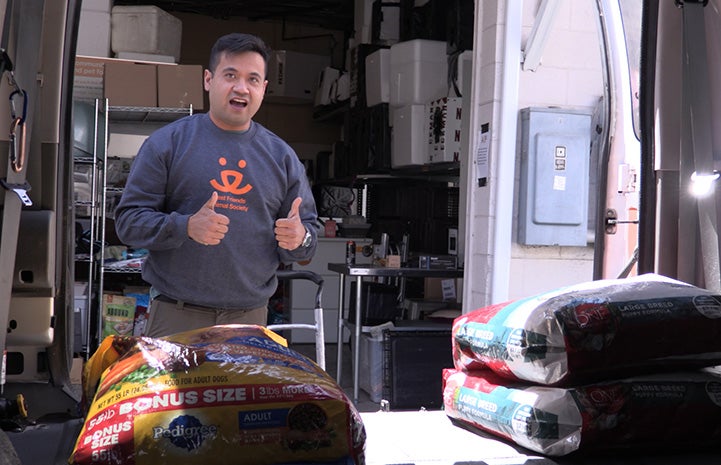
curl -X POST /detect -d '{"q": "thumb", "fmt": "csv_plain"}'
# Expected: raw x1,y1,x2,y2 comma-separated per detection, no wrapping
287,197,302,220
204,192,218,211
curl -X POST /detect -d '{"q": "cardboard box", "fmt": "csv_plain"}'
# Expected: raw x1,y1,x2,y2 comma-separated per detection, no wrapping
428,97,463,163
74,56,158,106
424,277,458,301
71,357,84,385
104,60,157,107
157,64,204,110
74,56,106,102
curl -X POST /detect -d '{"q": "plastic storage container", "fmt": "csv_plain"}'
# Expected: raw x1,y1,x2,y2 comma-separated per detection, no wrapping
428,97,463,163
382,327,453,410
391,104,428,167
111,5,182,62
347,282,399,326
352,332,384,403
389,39,448,107
77,0,112,57
266,50,330,102
365,48,390,106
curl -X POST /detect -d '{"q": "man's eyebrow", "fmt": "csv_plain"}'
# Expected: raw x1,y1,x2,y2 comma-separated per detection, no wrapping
220,67,263,78
220,66,238,74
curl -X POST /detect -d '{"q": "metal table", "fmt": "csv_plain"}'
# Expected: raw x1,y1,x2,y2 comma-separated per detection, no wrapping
328,263,463,403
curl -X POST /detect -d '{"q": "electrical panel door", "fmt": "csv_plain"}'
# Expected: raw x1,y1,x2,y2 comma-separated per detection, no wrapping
518,107,592,246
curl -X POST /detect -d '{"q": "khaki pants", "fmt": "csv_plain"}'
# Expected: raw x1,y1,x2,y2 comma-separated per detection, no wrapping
144,297,268,338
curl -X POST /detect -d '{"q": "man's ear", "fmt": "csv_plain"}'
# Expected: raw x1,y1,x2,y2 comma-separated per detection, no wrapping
203,69,213,91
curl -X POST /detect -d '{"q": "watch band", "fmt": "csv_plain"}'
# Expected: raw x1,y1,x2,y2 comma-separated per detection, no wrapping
301,226,312,248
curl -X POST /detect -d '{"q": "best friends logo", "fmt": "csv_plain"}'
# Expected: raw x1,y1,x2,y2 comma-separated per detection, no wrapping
210,157,252,212
210,157,253,195
152,414,218,451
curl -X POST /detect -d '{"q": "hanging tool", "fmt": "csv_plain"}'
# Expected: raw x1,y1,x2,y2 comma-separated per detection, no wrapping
8,86,27,174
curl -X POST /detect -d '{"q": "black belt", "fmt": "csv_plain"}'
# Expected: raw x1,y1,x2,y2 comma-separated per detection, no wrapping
154,294,218,311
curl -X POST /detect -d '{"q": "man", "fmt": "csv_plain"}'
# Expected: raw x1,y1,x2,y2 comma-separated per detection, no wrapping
114,33,318,337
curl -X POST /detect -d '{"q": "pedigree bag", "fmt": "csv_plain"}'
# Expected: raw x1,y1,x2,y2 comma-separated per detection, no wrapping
70,325,365,465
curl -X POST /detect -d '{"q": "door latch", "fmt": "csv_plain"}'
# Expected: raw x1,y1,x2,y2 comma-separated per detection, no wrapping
604,208,639,234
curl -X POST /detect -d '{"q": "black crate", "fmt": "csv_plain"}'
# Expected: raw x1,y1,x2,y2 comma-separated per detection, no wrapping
382,327,454,410
348,282,399,326
345,103,392,175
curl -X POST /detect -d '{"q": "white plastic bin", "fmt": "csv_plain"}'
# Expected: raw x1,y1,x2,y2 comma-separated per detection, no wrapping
351,332,384,403
111,5,182,62
391,104,428,167
78,0,112,57
389,39,448,107
365,48,390,106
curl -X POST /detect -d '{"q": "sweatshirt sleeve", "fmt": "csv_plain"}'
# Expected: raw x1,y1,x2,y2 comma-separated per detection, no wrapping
114,138,191,251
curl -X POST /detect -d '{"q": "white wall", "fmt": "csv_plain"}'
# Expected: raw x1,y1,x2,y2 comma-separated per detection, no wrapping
509,0,603,299
463,0,603,310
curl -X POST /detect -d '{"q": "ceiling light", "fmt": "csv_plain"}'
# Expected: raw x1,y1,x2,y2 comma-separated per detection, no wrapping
689,170,720,198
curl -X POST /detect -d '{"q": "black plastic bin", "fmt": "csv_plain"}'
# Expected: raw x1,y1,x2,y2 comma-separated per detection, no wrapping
381,323,454,410
347,281,399,325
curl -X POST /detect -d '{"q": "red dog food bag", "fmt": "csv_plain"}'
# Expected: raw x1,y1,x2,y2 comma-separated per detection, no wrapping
453,273,721,385
443,367,721,456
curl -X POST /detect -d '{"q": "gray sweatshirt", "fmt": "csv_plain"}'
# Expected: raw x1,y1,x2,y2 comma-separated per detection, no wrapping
114,113,318,309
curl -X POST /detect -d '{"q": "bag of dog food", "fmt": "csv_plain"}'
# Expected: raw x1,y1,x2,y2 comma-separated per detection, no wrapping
70,325,365,465
443,367,721,456
453,274,721,385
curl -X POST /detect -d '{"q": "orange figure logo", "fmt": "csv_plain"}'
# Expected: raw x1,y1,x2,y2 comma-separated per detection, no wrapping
209,157,253,195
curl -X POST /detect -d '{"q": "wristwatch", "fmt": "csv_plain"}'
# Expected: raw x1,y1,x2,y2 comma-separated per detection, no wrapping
300,226,312,248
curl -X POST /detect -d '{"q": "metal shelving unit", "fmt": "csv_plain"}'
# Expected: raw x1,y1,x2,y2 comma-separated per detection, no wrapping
72,99,105,357
87,99,192,351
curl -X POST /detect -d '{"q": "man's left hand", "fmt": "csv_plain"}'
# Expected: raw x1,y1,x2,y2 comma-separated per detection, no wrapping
275,197,306,250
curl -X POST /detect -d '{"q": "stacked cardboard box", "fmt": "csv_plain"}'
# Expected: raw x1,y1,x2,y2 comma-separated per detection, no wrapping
74,56,203,109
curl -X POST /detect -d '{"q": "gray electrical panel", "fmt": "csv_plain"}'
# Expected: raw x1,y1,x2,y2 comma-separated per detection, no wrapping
518,107,592,246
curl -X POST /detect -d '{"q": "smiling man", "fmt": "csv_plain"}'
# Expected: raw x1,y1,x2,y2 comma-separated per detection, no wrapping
115,33,319,337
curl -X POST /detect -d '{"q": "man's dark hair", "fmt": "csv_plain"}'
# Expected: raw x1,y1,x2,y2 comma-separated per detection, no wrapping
208,33,271,75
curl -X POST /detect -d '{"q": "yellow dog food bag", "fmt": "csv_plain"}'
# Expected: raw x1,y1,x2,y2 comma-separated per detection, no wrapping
70,325,365,465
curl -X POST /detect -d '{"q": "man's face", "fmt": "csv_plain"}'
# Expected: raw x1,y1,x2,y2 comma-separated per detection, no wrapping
204,51,267,131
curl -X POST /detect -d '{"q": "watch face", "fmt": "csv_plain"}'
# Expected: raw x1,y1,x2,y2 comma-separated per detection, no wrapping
302,230,312,247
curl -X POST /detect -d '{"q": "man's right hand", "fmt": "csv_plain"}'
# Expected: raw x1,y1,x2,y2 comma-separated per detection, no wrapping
188,192,229,246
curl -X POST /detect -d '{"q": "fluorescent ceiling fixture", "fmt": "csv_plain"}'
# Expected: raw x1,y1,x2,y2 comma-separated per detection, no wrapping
522,0,561,71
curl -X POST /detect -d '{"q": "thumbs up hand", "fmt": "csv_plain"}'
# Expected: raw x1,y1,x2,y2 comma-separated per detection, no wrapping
275,197,306,250
188,192,230,246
